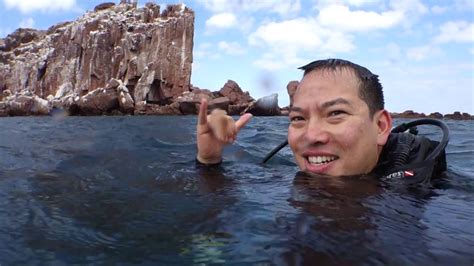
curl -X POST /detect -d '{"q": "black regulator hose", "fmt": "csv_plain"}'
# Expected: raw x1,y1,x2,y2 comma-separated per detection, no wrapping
261,140,288,163
261,118,449,164
391,118,449,162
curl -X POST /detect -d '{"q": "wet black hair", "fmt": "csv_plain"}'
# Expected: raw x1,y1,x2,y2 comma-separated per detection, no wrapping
298,58,385,117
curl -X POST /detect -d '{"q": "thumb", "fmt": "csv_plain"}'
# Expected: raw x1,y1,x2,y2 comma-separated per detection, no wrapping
236,113,253,132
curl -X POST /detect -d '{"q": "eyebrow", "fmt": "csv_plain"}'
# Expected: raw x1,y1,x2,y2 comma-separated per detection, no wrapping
289,98,352,113
289,106,303,113
321,98,352,109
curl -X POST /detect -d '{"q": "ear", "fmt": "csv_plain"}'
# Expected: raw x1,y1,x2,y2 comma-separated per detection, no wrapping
374,109,392,146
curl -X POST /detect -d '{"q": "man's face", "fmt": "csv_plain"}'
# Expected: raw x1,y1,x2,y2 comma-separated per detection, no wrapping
288,68,391,176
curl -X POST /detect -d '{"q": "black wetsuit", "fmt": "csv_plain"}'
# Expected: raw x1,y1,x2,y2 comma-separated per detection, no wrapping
373,132,447,183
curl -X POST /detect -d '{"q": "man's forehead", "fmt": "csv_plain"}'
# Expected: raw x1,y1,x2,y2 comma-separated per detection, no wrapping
296,68,360,96
292,69,361,107
290,97,352,111
301,67,359,83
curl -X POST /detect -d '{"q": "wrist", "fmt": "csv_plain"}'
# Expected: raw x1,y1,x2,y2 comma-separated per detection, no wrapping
196,154,222,165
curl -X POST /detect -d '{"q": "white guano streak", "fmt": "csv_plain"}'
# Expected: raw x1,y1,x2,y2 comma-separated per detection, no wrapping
181,19,186,70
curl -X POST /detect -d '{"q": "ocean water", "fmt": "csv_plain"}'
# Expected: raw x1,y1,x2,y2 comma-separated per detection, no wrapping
0,116,473,265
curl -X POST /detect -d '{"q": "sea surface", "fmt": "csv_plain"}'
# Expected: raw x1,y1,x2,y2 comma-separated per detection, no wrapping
0,116,473,265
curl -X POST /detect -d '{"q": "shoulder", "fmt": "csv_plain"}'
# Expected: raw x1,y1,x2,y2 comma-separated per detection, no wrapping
375,133,447,183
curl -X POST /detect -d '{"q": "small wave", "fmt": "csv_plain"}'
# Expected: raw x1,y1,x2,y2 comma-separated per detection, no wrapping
151,137,196,147
446,149,474,155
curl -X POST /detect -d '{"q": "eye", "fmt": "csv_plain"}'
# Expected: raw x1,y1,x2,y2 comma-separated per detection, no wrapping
329,110,347,117
290,116,305,122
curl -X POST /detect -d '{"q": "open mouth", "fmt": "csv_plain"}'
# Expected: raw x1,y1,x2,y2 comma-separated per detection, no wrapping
307,155,338,165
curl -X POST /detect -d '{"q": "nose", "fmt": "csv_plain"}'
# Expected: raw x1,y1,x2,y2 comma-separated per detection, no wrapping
303,118,330,145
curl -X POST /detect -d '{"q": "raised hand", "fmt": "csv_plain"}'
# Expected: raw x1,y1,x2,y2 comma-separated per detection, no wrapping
196,98,253,164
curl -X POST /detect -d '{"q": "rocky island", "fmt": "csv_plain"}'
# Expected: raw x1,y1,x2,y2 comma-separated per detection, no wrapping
0,1,471,119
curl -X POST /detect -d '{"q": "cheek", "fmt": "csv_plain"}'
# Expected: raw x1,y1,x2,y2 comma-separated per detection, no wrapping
334,122,366,151
287,127,297,151
288,127,306,169
288,127,304,153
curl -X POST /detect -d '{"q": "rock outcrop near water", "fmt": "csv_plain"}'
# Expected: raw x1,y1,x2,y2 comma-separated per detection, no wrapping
243,93,281,116
391,110,473,120
0,2,195,116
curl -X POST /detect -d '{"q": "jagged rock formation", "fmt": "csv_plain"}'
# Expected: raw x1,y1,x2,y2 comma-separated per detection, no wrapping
175,79,256,116
286,80,299,107
390,110,473,120
443,112,473,120
0,2,194,116
241,93,279,116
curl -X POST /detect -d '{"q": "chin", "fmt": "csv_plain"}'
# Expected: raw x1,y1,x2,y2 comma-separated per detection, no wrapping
301,170,334,178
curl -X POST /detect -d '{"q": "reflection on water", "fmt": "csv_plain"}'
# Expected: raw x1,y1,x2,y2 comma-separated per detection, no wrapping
0,116,473,264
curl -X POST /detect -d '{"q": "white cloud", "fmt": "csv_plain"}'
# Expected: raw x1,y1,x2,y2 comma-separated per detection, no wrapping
205,12,237,32
252,54,287,71
317,4,403,32
19,17,35,28
431,5,448,14
249,18,323,51
435,21,474,43
252,50,308,71
194,42,224,60
389,0,428,15
319,31,355,53
406,45,441,61
470,48,474,55
217,41,246,55
315,0,427,32
388,0,428,29
196,0,236,13
194,42,210,58
269,0,301,17
197,0,301,17
345,0,380,6
248,18,354,70
3,0,77,13
316,0,381,7
455,0,474,11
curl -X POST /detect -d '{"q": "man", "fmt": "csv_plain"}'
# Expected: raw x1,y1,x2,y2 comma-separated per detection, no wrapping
196,59,446,180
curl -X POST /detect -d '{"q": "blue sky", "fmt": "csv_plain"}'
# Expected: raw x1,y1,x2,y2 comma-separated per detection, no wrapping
1,0,473,114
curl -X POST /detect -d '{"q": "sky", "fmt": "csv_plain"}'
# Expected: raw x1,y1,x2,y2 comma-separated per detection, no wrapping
0,0,473,114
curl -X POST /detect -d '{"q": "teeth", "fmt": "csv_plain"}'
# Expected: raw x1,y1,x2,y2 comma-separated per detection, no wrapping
308,156,336,164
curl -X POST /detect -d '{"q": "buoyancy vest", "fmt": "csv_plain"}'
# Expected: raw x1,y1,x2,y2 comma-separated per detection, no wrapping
373,132,447,184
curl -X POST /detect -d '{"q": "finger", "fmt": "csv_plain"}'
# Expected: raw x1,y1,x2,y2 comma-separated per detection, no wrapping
225,116,236,138
235,113,253,131
226,135,235,144
198,98,208,126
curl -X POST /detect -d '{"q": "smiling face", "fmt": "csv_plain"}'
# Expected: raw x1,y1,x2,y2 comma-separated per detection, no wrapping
288,68,392,176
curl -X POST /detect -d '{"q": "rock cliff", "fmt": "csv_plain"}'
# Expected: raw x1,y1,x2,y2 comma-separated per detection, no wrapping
0,2,194,115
